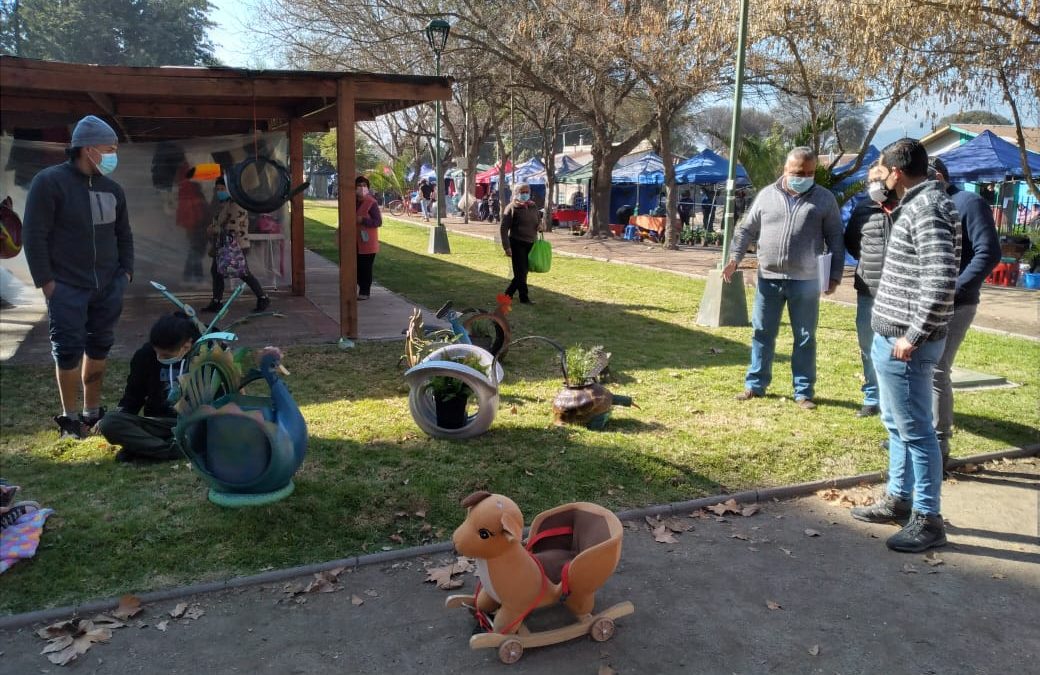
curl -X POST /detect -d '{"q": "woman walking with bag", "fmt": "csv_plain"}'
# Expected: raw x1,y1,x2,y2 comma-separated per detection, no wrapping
202,176,270,313
500,182,542,304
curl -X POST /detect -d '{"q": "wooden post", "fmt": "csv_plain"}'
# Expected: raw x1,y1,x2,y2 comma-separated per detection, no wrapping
289,119,306,296
336,80,358,339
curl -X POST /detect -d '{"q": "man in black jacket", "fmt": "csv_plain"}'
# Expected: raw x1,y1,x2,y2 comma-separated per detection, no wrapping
927,158,1001,468
844,163,896,418
22,115,134,440
97,313,198,461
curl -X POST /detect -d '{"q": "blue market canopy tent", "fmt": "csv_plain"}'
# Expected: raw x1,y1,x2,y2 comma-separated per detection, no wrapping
937,130,1040,182
674,149,750,186
521,155,583,185
831,145,880,194
406,163,437,182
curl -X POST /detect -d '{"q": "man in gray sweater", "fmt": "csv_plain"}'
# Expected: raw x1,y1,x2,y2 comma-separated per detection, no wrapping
22,115,134,440
850,139,960,553
723,147,844,410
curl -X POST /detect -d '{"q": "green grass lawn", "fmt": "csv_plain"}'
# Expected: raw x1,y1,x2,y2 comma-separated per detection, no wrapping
2,205,1037,614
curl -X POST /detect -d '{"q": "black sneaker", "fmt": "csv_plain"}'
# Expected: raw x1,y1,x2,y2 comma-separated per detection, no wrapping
79,406,106,433
856,404,880,418
850,493,911,525
254,296,270,313
200,300,223,313
886,511,947,552
54,415,87,440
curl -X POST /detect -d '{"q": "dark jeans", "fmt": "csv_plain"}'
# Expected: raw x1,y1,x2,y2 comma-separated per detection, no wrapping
97,410,180,459
211,256,264,302
357,253,376,295
47,274,128,370
505,238,534,302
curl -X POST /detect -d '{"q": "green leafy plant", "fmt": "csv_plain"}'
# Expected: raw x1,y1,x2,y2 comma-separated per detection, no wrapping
564,344,607,386
425,354,488,402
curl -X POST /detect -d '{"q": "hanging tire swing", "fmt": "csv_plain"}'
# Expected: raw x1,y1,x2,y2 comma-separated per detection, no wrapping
224,156,309,214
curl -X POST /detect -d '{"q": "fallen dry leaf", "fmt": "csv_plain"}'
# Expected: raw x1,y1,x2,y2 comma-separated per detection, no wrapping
112,594,143,621
809,645,820,656
651,525,678,544
923,553,944,567
389,534,405,544
599,665,618,675
991,573,1006,580
707,499,741,516
89,614,125,630
183,606,205,620
663,517,692,533
351,594,364,607
902,563,918,574
959,463,979,474
524,469,534,476
510,404,519,415
731,533,749,541
363,589,379,597
170,602,188,619
741,504,761,517
414,510,427,518
36,620,77,641
38,621,112,666
766,600,783,611
156,620,168,632
709,347,723,354
804,529,821,537
424,557,474,590
779,547,794,556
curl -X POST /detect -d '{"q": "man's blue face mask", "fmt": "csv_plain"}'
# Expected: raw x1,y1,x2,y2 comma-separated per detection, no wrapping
787,176,814,194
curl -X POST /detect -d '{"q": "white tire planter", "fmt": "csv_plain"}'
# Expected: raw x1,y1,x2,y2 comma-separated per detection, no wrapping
404,344,503,440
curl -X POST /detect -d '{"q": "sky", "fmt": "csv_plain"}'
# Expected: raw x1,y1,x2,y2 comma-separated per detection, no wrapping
206,2,1030,151
208,0,256,68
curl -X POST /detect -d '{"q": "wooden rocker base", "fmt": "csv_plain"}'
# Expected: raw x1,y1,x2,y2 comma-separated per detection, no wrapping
446,599,635,664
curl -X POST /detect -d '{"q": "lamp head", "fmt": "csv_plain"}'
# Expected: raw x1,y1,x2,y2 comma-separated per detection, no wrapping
425,19,450,55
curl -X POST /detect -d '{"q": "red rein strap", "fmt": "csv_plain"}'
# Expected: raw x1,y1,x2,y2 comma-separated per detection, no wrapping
472,526,574,635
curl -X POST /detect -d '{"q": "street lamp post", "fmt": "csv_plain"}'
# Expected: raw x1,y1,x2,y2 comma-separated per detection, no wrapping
695,0,750,327
426,19,451,254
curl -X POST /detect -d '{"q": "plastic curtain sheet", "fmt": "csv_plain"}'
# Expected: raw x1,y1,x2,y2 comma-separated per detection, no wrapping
0,133,292,298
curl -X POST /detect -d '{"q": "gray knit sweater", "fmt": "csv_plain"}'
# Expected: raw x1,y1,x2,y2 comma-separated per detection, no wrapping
871,181,961,346
730,179,844,282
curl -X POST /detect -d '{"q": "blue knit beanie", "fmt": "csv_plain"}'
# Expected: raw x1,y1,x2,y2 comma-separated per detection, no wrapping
71,115,118,148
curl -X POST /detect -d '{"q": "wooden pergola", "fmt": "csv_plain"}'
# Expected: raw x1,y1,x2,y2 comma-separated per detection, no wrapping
0,56,452,338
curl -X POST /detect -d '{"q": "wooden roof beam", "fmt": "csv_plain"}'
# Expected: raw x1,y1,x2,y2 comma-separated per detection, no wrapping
88,92,134,142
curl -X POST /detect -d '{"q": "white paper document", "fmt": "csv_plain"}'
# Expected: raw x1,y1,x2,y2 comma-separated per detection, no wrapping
817,253,832,293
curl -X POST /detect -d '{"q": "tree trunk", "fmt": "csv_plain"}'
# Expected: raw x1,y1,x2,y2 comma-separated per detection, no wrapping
589,143,613,237
658,111,679,250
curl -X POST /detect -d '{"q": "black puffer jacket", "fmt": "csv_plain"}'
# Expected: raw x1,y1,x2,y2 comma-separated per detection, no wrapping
844,200,892,297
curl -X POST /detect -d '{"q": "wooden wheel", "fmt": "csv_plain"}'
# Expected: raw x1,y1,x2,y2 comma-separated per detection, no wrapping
590,617,616,642
498,638,524,664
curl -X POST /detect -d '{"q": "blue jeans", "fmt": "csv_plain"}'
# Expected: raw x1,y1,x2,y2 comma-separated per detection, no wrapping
745,277,820,400
872,334,946,515
855,294,879,406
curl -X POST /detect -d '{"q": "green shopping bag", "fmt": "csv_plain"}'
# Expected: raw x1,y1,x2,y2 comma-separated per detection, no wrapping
528,234,552,273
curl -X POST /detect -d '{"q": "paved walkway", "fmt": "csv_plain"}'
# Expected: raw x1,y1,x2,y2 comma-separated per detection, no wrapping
1,457,1036,674
0,250,444,365
412,213,1040,340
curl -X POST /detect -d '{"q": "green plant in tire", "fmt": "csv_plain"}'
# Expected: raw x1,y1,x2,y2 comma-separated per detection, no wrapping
426,354,489,401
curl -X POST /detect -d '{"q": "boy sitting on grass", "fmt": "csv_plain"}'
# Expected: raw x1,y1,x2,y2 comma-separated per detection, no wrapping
96,312,199,462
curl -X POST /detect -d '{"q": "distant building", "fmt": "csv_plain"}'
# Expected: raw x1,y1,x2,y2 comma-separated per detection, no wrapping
921,124,1040,156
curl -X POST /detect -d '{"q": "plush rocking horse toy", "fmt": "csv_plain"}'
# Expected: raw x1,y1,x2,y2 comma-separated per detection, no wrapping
446,491,634,664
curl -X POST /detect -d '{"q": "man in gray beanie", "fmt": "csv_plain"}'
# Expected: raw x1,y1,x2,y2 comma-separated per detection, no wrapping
23,114,135,440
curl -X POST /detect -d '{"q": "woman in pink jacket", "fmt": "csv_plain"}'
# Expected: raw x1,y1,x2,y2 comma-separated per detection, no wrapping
355,175,382,300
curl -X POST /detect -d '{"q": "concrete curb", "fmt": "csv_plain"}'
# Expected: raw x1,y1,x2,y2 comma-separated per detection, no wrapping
2,444,1036,630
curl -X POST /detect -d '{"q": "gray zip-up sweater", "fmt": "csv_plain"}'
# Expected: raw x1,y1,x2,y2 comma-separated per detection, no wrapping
871,181,961,346
22,161,134,290
730,179,844,282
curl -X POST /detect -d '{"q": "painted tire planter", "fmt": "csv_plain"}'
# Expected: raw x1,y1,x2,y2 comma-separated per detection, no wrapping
404,344,504,440
553,382,614,429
